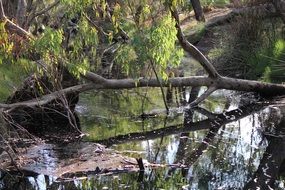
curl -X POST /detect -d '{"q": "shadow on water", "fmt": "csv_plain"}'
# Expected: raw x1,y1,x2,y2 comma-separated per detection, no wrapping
1,88,285,189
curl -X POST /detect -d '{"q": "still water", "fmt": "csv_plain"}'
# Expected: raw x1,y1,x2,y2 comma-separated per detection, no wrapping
1,87,285,189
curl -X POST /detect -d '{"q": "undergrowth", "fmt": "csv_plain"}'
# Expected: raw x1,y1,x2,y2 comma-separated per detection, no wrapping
209,13,285,82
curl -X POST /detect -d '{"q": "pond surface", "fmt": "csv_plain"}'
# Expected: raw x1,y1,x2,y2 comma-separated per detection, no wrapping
1,87,285,189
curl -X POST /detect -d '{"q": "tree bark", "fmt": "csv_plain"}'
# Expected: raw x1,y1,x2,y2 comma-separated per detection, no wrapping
1,1,285,129
1,72,284,110
190,0,205,22
16,0,27,27
170,6,219,78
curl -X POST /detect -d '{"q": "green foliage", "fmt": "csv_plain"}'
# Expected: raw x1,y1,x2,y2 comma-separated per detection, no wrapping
31,17,98,78
117,12,183,79
262,66,271,82
148,14,183,77
148,14,184,79
246,39,285,82
33,28,63,58
274,39,285,57
0,61,31,101
0,21,14,65
66,19,98,77
1,0,185,82
31,28,64,80
110,3,123,33
114,44,137,76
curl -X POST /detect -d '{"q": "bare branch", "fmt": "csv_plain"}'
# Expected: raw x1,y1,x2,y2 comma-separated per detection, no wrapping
189,86,217,107
5,18,34,38
26,0,60,27
0,0,5,18
193,107,217,119
170,6,220,78
84,71,108,84
0,0,33,39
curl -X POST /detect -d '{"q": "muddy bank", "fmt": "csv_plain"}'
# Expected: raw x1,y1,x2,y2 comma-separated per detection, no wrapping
0,141,139,179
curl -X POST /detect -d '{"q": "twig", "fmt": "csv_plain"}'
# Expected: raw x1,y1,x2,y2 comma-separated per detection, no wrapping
150,60,169,114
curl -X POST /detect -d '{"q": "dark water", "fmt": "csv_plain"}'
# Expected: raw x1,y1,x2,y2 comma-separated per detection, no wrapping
1,88,285,189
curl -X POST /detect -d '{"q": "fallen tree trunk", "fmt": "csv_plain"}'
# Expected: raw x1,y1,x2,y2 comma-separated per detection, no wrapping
1,0,285,137
0,0,283,112
1,73,285,110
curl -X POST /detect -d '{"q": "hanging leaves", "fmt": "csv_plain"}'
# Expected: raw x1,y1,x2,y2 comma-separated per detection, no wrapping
115,11,183,79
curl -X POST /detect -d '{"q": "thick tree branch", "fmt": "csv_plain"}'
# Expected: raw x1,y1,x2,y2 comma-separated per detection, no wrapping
1,72,285,110
170,6,220,78
84,71,108,84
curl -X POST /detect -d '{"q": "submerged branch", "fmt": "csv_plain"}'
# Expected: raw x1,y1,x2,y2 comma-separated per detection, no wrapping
189,86,217,107
94,103,265,147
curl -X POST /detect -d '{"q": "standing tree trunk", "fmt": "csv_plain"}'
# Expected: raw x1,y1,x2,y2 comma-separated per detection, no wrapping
190,0,205,22
15,0,27,27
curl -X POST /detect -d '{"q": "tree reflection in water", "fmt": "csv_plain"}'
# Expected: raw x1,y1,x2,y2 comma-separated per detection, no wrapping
2,97,285,189
94,102,285,189
95,103,264,147
244,106,285,189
